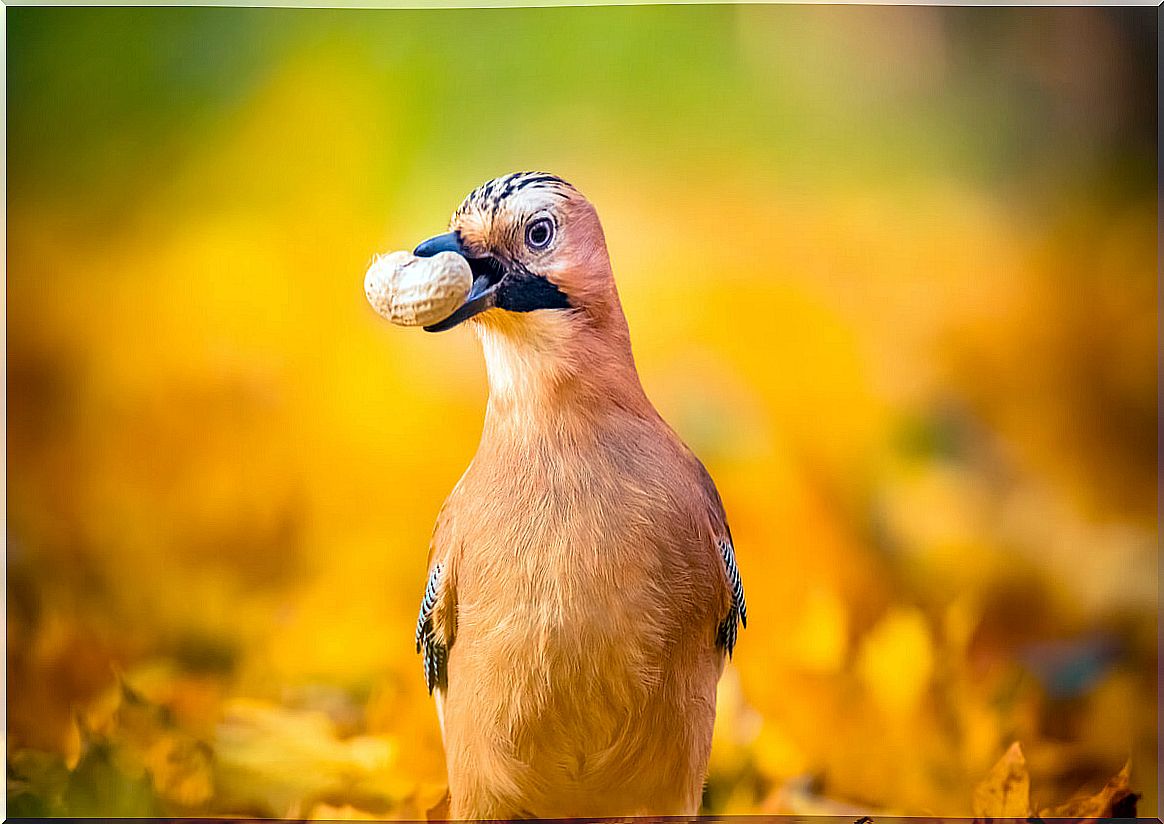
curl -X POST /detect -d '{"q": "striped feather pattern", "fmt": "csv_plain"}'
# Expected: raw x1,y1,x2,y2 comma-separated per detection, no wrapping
415,562,447,694
716,539,747,657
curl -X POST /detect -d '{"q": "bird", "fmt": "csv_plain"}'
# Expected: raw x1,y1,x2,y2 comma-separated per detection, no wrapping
406,171,746,819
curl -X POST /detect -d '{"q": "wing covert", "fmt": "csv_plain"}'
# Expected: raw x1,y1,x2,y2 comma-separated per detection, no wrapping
415,562,449,694
715,537,747,657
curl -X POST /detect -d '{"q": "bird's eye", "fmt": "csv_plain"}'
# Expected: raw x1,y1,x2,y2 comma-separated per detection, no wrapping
525,217,554,250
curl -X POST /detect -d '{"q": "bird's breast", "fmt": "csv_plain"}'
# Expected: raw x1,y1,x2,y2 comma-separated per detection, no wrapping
437,420,724,815
447,437,701,711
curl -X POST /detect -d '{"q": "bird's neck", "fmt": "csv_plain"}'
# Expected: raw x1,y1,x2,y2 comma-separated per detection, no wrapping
474,308,652,438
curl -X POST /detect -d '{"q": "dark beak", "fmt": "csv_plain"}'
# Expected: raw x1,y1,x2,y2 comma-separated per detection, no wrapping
413,232,506,332
412,232,463,258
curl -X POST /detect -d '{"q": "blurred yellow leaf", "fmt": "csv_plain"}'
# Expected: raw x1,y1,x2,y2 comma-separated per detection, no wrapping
146,737,214,808
788,586,849,673
753,721,809,780
309,802,379,820
972,742,1030,818
104,676,215,809
215,698,403,817
856,606,933,718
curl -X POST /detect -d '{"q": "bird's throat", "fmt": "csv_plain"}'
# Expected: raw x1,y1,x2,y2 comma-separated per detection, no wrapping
474,310,646,429
477,312,581,413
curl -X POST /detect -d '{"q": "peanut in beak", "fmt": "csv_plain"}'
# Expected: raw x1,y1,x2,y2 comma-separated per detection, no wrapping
364,250,472,328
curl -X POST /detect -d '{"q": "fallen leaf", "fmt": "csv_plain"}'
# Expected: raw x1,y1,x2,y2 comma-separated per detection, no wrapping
424,786,451,821
110,676,216,809
309,801,379,819
973,741,1031,818
1038,760,1138,820
214,698,402,817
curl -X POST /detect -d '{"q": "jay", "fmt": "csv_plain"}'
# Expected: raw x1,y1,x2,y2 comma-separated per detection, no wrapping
408,172,746,818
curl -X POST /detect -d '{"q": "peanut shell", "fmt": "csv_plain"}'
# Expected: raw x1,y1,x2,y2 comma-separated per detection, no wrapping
364,250,472,327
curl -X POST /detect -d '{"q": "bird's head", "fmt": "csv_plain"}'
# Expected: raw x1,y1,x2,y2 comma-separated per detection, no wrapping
412,172,618,334
411,172,644,413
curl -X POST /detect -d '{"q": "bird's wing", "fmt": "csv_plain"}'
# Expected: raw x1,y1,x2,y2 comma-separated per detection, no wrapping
691,454,747,658
417,498,459,698
715,536,747,657
415,561,450,695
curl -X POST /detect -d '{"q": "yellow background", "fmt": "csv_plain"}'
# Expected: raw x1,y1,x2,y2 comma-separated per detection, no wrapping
7,6,1158,816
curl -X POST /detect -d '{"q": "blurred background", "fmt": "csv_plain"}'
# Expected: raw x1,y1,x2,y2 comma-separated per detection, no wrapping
6,5,1158,817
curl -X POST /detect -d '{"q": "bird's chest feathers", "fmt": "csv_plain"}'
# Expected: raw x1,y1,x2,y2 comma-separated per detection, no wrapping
451,437,676,695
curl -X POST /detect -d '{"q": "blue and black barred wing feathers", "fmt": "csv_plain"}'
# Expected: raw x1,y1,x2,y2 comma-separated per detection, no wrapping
415,562,449,694
716,538,747,657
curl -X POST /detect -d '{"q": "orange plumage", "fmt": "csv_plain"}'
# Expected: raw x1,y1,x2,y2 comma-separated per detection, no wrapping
407,172,745,818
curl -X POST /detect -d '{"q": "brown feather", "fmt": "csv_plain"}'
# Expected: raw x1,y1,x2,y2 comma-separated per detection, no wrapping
422,175,735,818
